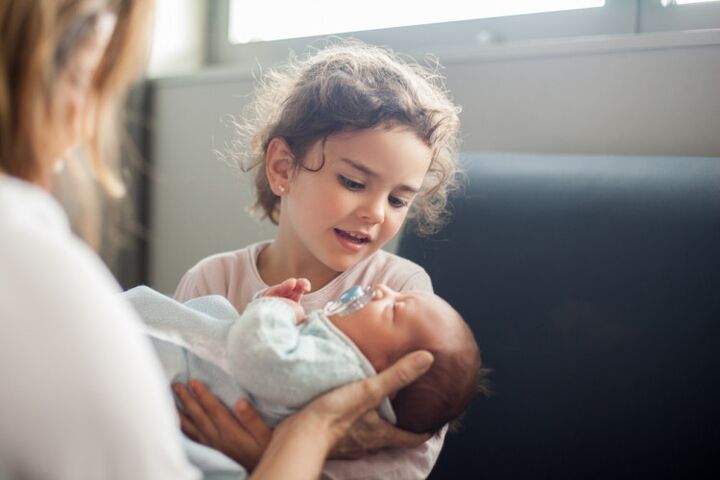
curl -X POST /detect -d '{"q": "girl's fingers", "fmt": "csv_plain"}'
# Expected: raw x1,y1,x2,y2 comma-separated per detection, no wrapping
234,399,273,446
173,382,219,441
189,380,236,426
177,408,208,444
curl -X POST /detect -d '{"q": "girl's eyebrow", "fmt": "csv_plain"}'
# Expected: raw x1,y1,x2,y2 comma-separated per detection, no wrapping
340,157,420,194
340,157,375,176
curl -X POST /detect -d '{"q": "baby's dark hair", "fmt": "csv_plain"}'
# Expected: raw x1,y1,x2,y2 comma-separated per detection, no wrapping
232,38,462,236
392,310,490,434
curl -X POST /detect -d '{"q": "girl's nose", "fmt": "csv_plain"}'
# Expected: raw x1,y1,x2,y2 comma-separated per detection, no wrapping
359,195,385,225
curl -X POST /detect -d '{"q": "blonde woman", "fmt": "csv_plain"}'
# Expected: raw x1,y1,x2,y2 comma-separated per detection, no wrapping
0,1,432,478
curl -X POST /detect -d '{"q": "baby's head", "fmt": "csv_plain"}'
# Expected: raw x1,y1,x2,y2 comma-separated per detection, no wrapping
330,285,486,433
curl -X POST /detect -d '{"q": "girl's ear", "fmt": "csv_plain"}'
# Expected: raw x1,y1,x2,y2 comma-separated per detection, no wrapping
265,137,295,195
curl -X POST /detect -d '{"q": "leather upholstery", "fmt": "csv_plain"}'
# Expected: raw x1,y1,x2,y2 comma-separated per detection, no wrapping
398,152,720,479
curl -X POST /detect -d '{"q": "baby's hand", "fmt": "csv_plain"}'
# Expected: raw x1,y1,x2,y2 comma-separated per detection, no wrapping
264,278,311,303
274,298,307,325
264,278,310,324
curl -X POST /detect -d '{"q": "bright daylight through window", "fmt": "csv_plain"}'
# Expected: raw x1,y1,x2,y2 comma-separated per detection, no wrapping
228,0,606,44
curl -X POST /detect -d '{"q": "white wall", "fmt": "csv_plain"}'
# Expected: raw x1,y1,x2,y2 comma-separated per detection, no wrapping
148,30,720,293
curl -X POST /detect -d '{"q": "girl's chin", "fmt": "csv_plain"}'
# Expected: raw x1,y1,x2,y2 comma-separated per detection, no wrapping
322,249,375,272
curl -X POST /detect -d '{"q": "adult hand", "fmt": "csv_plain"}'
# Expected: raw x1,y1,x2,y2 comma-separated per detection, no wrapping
329,409,431,459
173,380,272,471
251,350,434,480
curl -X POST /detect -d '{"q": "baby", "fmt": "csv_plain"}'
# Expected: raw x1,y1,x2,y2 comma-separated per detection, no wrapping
124,280,484,434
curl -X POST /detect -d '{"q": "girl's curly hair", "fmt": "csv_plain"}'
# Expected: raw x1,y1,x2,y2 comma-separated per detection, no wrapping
232,39,462,236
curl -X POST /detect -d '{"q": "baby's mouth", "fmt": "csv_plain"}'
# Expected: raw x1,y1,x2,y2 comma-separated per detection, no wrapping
334,228,371,244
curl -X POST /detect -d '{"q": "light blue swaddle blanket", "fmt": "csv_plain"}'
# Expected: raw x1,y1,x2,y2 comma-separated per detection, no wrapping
122,286,396,478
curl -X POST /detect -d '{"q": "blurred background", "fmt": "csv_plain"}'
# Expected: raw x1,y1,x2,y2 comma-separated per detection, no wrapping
112,0,720,294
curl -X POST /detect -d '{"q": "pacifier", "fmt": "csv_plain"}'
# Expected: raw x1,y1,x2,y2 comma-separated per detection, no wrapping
324,285,375,316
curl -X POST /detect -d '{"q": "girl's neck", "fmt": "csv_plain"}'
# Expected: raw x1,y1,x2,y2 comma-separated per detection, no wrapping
258,233,341,292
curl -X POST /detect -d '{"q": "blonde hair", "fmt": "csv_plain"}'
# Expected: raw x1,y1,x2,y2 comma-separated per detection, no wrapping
233,39,462,236
0,0,153,244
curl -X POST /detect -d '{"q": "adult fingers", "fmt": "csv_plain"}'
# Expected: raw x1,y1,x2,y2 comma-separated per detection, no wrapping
328,410,430,459
379,424,432,449
304,350,433,456
234,399,273,446
353,351,433,413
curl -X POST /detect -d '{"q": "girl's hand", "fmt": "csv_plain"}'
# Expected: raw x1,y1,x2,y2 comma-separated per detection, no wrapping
173,380,272,471
251,351,434,479
264,278,311,302
329,409,432,459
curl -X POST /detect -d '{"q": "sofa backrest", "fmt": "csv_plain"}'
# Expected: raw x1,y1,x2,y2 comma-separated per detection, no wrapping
398,152,720,479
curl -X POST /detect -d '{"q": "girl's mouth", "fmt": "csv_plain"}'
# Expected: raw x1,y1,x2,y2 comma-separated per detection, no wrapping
334,228,371,251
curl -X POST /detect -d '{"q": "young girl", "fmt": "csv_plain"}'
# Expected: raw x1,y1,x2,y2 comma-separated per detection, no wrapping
174,39,462,478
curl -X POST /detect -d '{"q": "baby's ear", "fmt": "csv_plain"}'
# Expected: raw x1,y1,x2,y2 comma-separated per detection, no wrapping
265,137,295,195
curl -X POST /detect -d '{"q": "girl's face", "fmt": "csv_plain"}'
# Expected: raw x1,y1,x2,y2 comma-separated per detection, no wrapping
281,126,432,274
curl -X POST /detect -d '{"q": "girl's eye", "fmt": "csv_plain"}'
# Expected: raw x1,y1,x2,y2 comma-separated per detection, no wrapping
389,196,409,208
338,175,365,191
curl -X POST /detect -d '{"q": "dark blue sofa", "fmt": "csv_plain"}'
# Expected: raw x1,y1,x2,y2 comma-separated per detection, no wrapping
398,152,720,479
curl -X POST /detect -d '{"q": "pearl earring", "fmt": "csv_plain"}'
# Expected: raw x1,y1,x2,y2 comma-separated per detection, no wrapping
278,185,286,194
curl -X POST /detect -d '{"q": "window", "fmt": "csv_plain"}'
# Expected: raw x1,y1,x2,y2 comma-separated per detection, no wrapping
228,0,605,45
208,0,720,67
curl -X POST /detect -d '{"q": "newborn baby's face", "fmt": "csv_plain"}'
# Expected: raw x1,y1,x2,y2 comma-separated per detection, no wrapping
329,284,458,372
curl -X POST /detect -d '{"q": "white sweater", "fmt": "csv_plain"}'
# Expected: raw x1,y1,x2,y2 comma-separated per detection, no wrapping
0,176,199,479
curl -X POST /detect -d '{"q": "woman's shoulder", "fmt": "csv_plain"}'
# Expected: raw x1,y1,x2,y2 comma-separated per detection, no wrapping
0,178,96,288
0,179,142,342
0,176,70,236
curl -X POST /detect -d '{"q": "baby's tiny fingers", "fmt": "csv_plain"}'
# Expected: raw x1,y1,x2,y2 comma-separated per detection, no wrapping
298,278,311,292
282,278,297,290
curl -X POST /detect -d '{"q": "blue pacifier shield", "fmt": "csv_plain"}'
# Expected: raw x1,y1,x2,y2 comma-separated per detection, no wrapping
324,285,374,317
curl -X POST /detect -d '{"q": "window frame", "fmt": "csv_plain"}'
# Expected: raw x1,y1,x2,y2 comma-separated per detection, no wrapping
207,0,720,68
